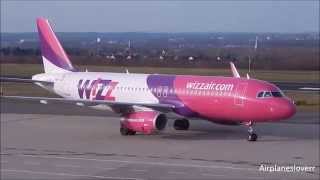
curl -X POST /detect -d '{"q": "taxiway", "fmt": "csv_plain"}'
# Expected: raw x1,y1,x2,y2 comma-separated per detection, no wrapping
1,100,319,180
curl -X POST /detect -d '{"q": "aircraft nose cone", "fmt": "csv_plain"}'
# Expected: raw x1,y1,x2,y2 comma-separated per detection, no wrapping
273,100,296,120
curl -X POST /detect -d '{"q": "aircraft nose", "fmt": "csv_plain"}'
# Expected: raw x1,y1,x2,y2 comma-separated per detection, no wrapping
272,99,296,120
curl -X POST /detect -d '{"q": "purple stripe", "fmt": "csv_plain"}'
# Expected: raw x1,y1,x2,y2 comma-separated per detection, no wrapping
147,74,196,117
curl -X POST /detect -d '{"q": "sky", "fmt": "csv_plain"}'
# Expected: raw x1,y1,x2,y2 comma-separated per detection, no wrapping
1,1,319,33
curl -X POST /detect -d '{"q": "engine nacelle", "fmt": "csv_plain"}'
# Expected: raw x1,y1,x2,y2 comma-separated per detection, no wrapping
121,111,167,134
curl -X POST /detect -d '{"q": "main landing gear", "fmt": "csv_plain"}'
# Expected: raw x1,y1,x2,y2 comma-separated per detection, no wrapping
174,118,190,130
120,126,136,136
246,121,258,141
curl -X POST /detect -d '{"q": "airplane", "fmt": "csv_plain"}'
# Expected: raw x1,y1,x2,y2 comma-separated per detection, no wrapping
1,18,296,141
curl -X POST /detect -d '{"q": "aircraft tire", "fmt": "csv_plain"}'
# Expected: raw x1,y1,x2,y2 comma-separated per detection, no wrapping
120,127,130,136
248,133,258,141
128,130,136,135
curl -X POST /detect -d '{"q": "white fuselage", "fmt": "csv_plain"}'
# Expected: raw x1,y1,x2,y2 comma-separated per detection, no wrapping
34,72,160,104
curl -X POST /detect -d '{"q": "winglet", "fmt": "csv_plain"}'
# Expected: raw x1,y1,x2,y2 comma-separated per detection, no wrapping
230,62,240,78
246,73,250,79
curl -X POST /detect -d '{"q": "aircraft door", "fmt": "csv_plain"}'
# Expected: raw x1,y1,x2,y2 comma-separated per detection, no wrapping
234,83,248,106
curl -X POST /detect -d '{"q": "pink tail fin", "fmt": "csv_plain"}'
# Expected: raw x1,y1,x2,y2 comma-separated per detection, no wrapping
36,17,75,73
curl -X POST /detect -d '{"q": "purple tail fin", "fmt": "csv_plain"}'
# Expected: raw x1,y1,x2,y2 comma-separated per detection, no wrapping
37,17,75,73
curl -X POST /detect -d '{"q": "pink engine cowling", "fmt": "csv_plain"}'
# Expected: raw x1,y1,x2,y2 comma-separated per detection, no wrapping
121,111,168,134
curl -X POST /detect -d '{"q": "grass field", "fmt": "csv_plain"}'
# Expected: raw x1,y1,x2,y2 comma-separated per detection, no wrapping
1,63,319,112
1,63,319,82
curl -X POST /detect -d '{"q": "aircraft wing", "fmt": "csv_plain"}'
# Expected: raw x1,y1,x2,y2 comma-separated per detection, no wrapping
1,96,176,113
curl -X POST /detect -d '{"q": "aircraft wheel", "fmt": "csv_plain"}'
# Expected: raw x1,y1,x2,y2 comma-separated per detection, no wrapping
120,127,130,136
128,130,136,136
174,119,190,130
248,133,258,141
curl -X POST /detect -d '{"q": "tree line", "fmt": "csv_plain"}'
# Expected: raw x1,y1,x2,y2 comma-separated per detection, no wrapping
1,46,318,70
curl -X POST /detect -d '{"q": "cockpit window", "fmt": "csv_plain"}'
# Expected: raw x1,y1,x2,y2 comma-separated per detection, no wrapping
257,92,264,98
257,91,284,98
264,91,272,97
271,91,283,97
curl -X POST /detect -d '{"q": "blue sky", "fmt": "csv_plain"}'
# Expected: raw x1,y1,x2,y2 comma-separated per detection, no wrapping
1,1,319,33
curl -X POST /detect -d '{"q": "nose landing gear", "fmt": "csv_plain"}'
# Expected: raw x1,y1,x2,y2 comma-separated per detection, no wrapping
246,121,258,141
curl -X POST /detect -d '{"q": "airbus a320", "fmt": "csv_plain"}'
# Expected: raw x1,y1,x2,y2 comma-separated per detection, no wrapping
1,18,296,141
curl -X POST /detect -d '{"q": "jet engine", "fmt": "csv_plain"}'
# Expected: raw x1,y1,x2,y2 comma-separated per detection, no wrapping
120,111,167,135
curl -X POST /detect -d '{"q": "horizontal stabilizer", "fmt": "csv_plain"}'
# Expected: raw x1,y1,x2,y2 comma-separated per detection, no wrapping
0,77,52,85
